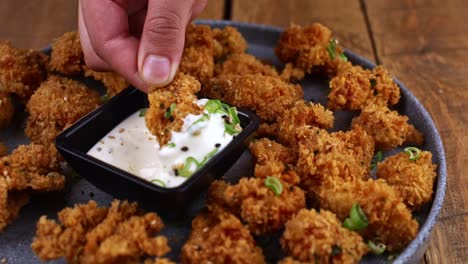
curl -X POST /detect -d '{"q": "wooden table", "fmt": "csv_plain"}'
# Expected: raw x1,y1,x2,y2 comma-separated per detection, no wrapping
1,0,466,263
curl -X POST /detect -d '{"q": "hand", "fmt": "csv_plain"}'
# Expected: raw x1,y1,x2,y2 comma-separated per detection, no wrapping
78,0,207,92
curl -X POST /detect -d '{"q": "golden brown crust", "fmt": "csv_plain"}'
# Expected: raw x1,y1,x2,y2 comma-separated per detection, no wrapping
280,63,305,82
32,200,170,263
0,92,14,129
215,53,279,77
213,26,248,61
83,66,128,96
0,177,30,231
202,74,303,122
181,210,265,264
145,73,202,146
0,41,48,102
351,104,424,150
319,179,419,252
377,151,437,210
281,209,368,263
49,31,84,75
328,65,400,110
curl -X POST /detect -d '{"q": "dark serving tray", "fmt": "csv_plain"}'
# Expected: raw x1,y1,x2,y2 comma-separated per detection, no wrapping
0,20,446,264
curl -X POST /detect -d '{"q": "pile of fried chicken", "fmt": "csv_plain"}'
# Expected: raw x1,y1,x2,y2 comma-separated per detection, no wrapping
0,23,437,264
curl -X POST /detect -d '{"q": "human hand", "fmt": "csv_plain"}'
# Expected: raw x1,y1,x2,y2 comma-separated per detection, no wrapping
78,0,207,92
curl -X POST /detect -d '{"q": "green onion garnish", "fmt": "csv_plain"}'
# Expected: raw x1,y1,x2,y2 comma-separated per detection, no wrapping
165,142,176,148
205,99,222,113
164,103,176,119
327,38,347,61
139,108,147,117
370,78,377,87
200,148,218,167
404,147,421,161
193,114,210,126
177,157,200,178
338,53,348,62
343,203,368,231
368,240,386,254
264,176,283,196
370,151,383,170
151,179,166,187
100,94,110,103
228,107,240,124
224,123,241,135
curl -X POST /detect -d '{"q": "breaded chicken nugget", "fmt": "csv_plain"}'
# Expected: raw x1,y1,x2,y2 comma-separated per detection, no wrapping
275,23,351,77
32,200,170,263
328,65,400,110
377,151,437,210
319,179,419,252
181,210,265,264
179,24,214,84
280,63,305,83
25,119,64,146
49,31,84,75
0,177,29,231
0,92,14,129
202,74,303,121
215,53,279,77
207,178,306,235
351,104,424,150
281,209,368,263
0,142,7,157
213,26,248,61
145,73,202,145
0,41,48,101
249,138,300,184
83,66,128,97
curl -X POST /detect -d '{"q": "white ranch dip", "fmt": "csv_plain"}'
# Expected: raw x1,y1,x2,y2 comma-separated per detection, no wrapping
87,99,242,188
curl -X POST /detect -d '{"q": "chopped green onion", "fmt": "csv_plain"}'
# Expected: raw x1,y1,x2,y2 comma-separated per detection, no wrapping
151,179,166,187
343,203,368,231
139,108,147,117
228,107,240,125
404,147,421,161
165,142,176,148
164,103,176,119
368,240,386,254
224,123,241,135
205,99,222,113
100,94,110,103
265,176,283,196
338,53,348,62
200,148,218,166
193,114,210,126
370,78,377,87
327,38,347,61
370,151,383,170
177,157,200,178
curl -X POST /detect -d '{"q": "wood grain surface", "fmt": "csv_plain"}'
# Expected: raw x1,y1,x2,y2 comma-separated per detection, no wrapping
0,0,466,263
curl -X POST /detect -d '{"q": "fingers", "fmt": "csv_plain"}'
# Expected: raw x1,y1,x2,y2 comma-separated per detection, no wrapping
80,0,148,92
191,0,208,20
137,0,195,87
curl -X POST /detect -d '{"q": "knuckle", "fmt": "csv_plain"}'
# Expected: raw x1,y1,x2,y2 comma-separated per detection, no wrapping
144,10,185,46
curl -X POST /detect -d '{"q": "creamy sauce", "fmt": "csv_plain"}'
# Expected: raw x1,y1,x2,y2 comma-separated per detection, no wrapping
87,99,240,188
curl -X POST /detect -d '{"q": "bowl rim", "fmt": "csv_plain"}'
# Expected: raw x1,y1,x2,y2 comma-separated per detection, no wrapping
195,19,447,264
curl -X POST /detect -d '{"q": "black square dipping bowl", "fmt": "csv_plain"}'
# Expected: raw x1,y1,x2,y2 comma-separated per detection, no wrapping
55,87,259,213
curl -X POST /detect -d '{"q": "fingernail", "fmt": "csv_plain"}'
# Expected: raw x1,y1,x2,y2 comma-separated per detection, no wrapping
141,55,171,85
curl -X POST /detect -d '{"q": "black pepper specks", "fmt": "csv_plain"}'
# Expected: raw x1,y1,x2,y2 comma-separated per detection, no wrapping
215,143,221,148
181,146,189,152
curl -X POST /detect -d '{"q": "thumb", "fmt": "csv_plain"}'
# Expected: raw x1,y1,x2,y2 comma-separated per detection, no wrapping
138,0,193,87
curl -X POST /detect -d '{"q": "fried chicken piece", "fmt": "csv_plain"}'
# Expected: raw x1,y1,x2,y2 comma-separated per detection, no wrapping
207,178,306,235
275,23,351,77
145,73,202,145
49,31,84,75
83,66,128,96
143,258,176,264
0,92,14,128
25,119,64,146
328,65,400,110
280,63,305,82
281,209,368,263
213,26,248,61
319,179,419,252
0,142,7,157
249,138,300,184
0,177,30,231
181,210,265,264
32,200,171,264
202,74,303,121
351,104,424,150
0,41,48,101
377,151,437,210
215,53,279,77
179,24,214,84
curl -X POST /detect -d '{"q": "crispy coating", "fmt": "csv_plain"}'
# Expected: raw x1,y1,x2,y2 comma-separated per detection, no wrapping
49,31,84,75
351,104,424,150
179,24,214,84
280,63,305,82
83,66,128,96
207,178,306,235
275,23,351,77
319,179,419,252
143,258,176,264
328,65,400,110
249,138,300,184
0,177,30,231
0,92,14,128
377,151,437,210
281,209,368,263
145,73,202,145
0,142,7,157
215,53,279,77
202,74,303,121
25,119,64,146
213,26,248,61
32,200,170,264
0,41,48,101
181,210,265,264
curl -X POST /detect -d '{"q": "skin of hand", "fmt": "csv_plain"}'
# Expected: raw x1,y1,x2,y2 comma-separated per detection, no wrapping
79,0,208,92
